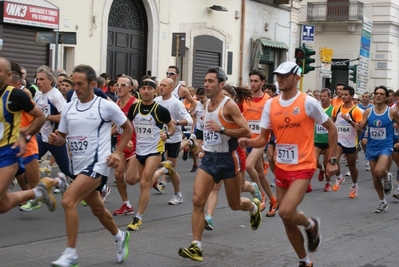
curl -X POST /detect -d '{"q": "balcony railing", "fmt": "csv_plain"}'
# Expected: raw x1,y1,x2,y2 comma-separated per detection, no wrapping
307,1,364,22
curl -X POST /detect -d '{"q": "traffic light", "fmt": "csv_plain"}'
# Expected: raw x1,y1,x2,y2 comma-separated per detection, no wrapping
349,65,358,83
295,47,305,71
303,46,315,74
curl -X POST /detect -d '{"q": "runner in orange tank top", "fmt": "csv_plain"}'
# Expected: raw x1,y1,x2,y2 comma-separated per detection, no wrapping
239,62,338,267
242,69,278,217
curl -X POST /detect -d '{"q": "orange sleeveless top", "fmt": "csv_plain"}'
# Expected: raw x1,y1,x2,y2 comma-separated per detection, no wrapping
243,93,270,139
270,93,316,171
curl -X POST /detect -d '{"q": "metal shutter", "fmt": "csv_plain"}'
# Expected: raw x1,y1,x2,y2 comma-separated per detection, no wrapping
2,25,50,82
192,50,220,88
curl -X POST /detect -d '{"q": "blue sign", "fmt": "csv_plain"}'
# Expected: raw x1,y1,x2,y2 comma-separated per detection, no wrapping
302,25,314,42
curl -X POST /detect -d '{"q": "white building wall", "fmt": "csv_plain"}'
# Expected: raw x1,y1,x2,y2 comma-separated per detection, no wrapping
299,0,399,92
47,0,296,86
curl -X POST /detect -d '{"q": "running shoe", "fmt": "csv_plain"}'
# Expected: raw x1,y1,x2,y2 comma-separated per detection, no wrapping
374,202,388,213
270,178,276,187
163,160,176,178
366,165,370,171
393,189,399,199
178,242,203,261
324,183,332,192
40,166,52,176
101,186,112,202
306,217,322,253
9,177,17,189
365,160,370,167
250,198,262,230
168,193,183,205
384,173,393,195
51,250,78,267
115,230,130,263
81,200,87,206
157,181,166,194
318,170,325,182
204,214,214,231
190,165,198,172
54,188,61,194
251,182,262,201
113,203,134,216
182,146,189,161
127,217,142,231
37,179,56,212
152,180,161,193
20,200,41,211
349,185,358,198
298,261,313,267
56,172,69,196
189,134,199,152
332,177,345,191
345,171,351,177
266,199,278,217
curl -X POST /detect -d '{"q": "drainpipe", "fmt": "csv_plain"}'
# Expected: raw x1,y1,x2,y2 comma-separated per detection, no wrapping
239,0,246,86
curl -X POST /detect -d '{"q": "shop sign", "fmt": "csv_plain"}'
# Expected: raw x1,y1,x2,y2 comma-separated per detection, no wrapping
3,1,59,29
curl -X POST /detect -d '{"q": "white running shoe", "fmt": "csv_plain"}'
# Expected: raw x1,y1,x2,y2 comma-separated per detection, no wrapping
101,186,112,202
51,250,78,267
168,193,183,205
345,171,351,177
115,230,130,263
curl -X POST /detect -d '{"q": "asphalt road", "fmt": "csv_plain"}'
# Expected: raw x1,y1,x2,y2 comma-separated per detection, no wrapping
1,151,398,267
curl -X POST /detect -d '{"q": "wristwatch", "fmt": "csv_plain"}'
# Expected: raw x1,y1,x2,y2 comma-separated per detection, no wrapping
220,126,225,134
23,134,32,143
176,120,180,126
166,132,171,139
329,157,337,165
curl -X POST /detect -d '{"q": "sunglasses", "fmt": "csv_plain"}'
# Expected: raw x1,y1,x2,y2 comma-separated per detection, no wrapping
166,72,177,76
115,83,130,87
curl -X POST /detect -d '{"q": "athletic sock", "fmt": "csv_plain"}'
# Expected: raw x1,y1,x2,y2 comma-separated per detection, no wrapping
33,187,43,199
305,218,315,230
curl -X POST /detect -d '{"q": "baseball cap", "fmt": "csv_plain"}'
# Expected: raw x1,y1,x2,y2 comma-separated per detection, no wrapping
273,62,302,76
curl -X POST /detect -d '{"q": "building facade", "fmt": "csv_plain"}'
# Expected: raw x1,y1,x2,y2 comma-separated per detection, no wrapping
0,0,303,86
299,0,399,93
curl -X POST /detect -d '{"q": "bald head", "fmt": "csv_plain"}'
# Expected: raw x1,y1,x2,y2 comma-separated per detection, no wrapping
159,78,176,99
0,57,11,72
0,57,12,88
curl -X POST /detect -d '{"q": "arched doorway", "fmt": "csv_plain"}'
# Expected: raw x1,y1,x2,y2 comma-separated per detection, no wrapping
107,0,148,80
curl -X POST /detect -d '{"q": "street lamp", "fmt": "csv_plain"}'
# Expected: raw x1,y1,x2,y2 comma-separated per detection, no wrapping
208,5,228,12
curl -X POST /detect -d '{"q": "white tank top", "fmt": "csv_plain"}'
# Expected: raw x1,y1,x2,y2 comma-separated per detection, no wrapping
65,97,112,176
202,96,236,153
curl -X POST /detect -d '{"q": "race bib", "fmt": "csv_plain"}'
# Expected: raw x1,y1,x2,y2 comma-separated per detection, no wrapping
203,129,222,146
316,124,328,134
183,125,192,133
338,126,351,135
38,103,50,115
370,127,386,140
248,120,260,134
275,144,298,165
69,135,91,155
136,121,153,138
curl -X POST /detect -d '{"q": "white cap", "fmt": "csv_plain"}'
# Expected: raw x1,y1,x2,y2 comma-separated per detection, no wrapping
273,62,302,77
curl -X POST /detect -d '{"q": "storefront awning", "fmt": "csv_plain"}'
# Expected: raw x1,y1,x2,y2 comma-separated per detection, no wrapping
260,38,288,50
